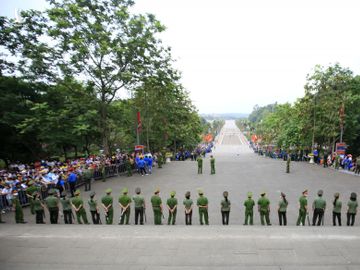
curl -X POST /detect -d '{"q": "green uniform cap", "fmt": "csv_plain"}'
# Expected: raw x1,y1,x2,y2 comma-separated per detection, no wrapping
303,189,308,194
281,192,286,197
334,192,340,198
28,180,34,185
351,192,357,200
154,188,160,194
122,188,128,194
247,192,253,198
185,191,191,197
135,187,141,194
223,191,228,197
170,191,176,197
90,191,96,197
318,190,323,196
261,192,266,196
197,189,204,195
74,190,81,196
105,188,112,194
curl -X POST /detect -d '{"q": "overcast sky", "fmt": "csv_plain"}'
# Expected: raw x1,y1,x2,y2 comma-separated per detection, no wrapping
1,0,360,113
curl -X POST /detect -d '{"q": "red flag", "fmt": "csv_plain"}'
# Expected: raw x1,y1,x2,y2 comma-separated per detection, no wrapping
137,111,142,133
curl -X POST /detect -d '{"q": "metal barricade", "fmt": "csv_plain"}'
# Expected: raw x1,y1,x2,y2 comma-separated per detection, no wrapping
0,194,10,210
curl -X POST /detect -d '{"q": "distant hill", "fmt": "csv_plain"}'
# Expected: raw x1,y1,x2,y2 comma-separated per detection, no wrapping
200,113,249,120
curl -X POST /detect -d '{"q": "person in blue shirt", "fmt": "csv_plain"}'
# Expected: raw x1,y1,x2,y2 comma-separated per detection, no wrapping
137,157,147,176
67,172,77,197
144,155,153,174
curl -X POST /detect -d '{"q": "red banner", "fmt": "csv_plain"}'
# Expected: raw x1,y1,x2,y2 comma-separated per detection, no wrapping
137,111,142,133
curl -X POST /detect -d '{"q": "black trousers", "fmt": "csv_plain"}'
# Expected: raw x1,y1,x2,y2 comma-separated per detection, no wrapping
49,207,59,224
221,211,230,225
90,210,100,224
135,207,144,225
139,168,147,175
278,211,287,226
347,213,356,226
185,210,192,225
84,179,91,191
63,209,73,224
312,208,324,226
333,212,341,226
69,182,76,197
35,209,45,224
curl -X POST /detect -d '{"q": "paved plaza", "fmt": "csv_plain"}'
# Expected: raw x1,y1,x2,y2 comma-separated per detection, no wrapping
1,120,360,269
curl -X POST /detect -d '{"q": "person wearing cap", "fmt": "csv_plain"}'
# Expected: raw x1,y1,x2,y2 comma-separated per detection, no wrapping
312,190,326,226
183,191,193,225
257,192,271,226
88,191,100,224
33,192,45,224
45,189,60,224
221,191,231,225
197,189,209,225
210,156,216,175
197,156,203,174
83,166,93,192
296,190,308,226
355,156,360,175
67,171,78,197
118,188,132,225
286,154,291,173
12,191,26,223
125,156,133,177
244,192,255,225
167,191,178,225
347,192,358,226
278,192,288,226
26,180,39,215
151,188,163,225
60,192,73,224
332,192,342,226
133,187,145,225
71,190,89,224
102,188,114,224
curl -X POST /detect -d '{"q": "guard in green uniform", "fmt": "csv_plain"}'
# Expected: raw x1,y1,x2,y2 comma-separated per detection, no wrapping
347,192,358,226
33,192,45,224
71,190,89,224
60,192,73,224
118,188,132,225
151,188,163,225
278,192,288,226
244,192,255,225
45,189,59,224
125,157,133,176
257,192,271,225
100,162,106,182
197,157,203,174
221,191,230,225
286,154,291,173
210,156,216,175
26,180,39,215
13,191,26,223
83,166,93,192
157,153,163,168
312,189,326,226
296,189,308,226
88,191,100,224
167,191,178,225
133,187,145,225
183,191,193,225
332,192,342,226
197,189,209,225
101,188,114,224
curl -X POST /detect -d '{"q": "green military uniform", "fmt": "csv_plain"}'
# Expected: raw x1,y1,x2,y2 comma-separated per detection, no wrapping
221,191,230,225
296,190,308,226
118,188,132,225
151,189,162,225
197,190,209,225
347,193,358,226
210,157,216,175
71,190,89,224
334,155,340,170
157,153,163,168
33,195,45,224
83,168,93,191
100,163,106,182
197,157,203,174
257,193,271,225
13,194,25,223
125,158,132,176
45,191,59,224
133,188,145,225
61,195,73,224
167,191,178,225
102,189,113,224
26,182,39,215
333,193,342,226
244,192,255,225
312,191,326,226
88,192,100,224
183,193,193,225
286,154,291,173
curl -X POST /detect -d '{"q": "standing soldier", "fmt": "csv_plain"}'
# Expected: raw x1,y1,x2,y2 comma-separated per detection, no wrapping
133,187,145,225
278,192,288,226
296,190,308,226
33,192,45,224
355,156,360,174
118,188,132,225
83,166,93,192
157,152,163,168
12,191,26,224
167,191,178,225
60,192,73,224
210,155,216,175
45,189,59,224
88,191,100,224
221,191,231,225
26,180,38,215
183,191,193,225
197,189,209,225
347,192,358,226
197,156,203,174
332,192,342,226
125,156,133,177
71,190,89,224
101,188,114,225
286,154,291,173
243,192,255,225
151,188,163,225
257,192,271,226
312,190,326,226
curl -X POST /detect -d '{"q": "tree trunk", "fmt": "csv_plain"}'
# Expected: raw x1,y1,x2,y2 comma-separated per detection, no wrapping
100,98,109,155
63,145,68,160
84,136,90,156
74,145,78,158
